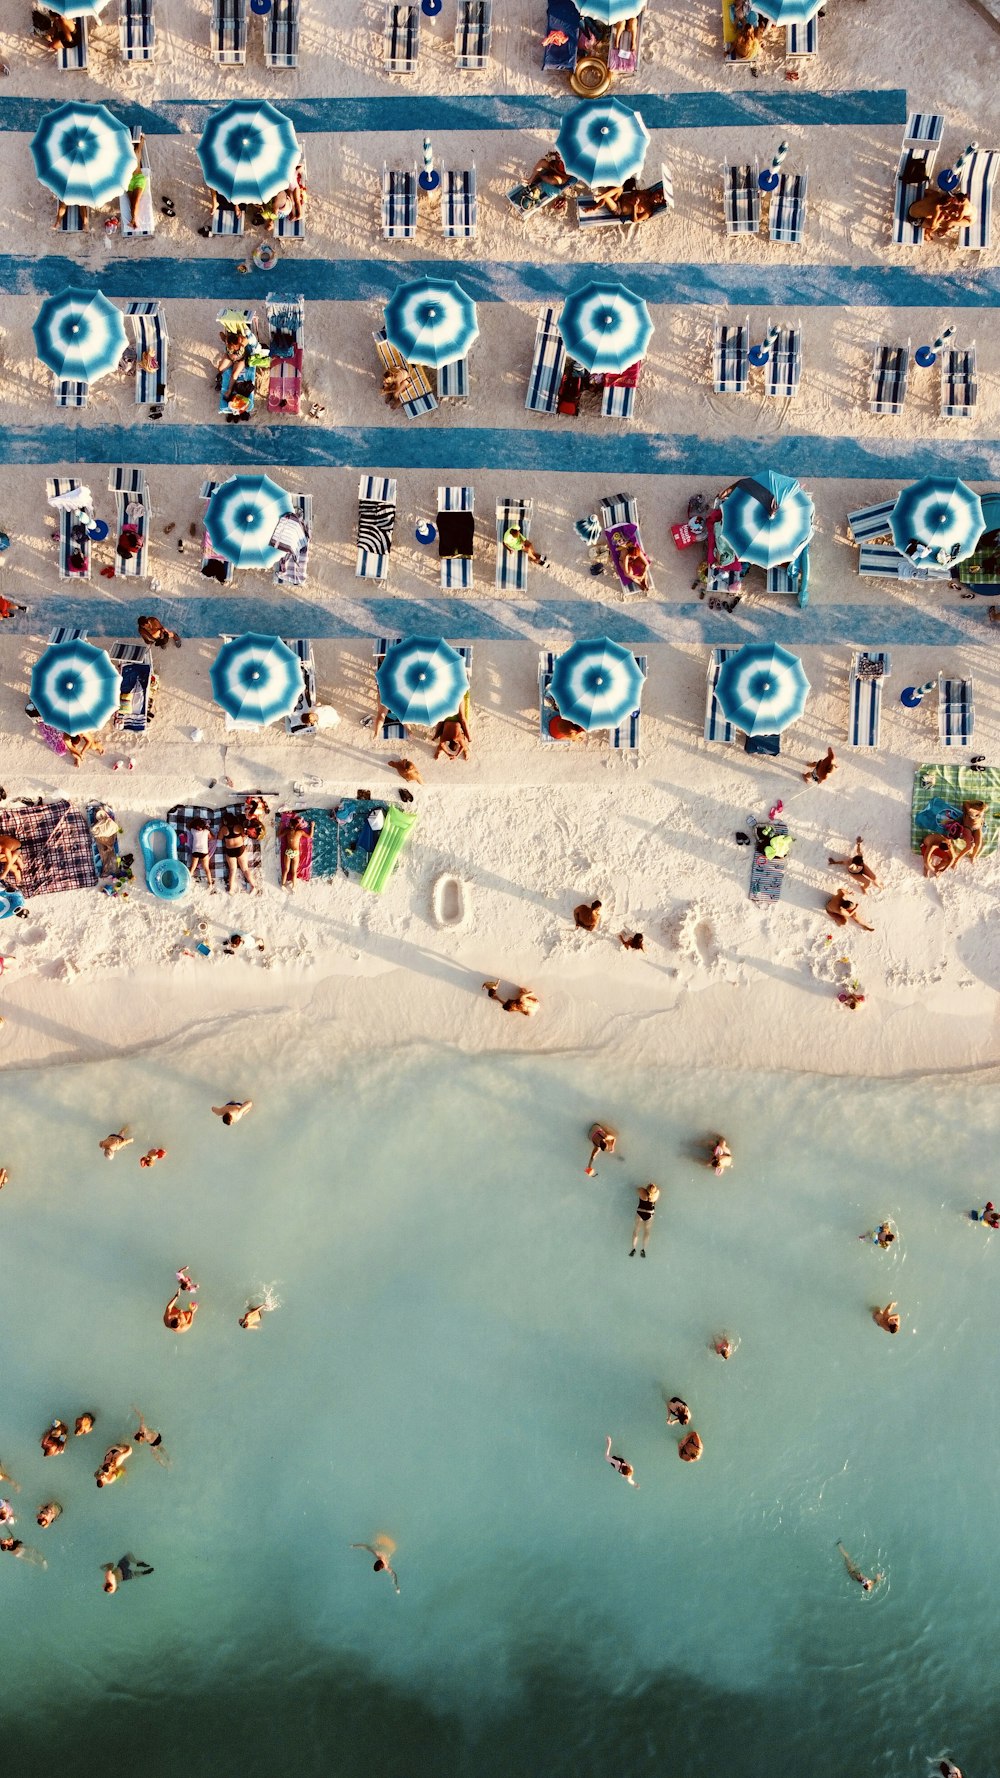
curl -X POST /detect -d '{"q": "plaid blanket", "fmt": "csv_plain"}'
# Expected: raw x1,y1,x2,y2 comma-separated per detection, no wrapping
910,765,1000,854
3,799,97,896
166,802,263,888
277,810,313,882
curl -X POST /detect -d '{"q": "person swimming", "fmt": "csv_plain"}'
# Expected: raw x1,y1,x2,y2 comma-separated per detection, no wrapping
163,1292,198,1333
666,1397,691,1426
99,1127,133,1160
139,1147,166,1169
239,1284,281,1330
103,1552,154,1593
40,1419,68,1457
629,1183,660,1257
36,1502,62,1528
585,1123,618,1176
350,1538,400,1594
872,1301,901,1334
837,1540,884,1594
860,1220,896,1248
132,1408,169,1466
604,1436,639,1487
713,1334,738,1360
95,1444,132,1488
211,1100,253,1126
707,1136,733,1176
678,1431,704,1463
74,1413,96,1437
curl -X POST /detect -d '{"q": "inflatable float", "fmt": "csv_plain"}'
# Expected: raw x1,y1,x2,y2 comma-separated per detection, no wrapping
431,873,469,928
138,821,191,900
360,806,418,894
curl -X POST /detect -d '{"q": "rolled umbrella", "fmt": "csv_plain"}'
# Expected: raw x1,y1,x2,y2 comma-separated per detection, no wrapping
754,0,822,23
558,281,652,375
549,637,646,733
715,642,810,736
204,474,293,571
377,636,469,727
30,638,119,734
210,634,304,727
30,103,134,209
889,476,984,565
383,278,479,368
196,100,301,206
556,98,650,189
33,287,127,385
718,471,814,570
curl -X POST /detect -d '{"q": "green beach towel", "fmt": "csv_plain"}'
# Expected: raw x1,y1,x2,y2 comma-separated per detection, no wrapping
360,806,418,894
910,765,1000,854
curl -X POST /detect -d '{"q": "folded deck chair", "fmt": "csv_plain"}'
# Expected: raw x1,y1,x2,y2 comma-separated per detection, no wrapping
264,0,299,66
847,498,896,542
46,480,93,582
119,0,154,61
938,674,974,746
608,7,641,72
374,330,438,418
125,300,168,407
58,16,88,68
858,545,951,581
893,112,944,245
958,150,999,250
705,646,738,744
768,171,808,244
384,1,419,71
381,164,418,240
870,343,909,415
273,496,312,588
442,166,477,239
120,127,154,239
764,323,802,398
455,0,491,68
54,377,89,408
601,494,655,597
610,654,646,754
110,641,153,733
542,0,580,69
525,305,566,414
785,13,817,56
723,163,760,235
276,157,306,241
438,355,469,402
496,498,533,592
438,486,475,590
284,639,317,735
940,345,978,418
713,316,750,394
211,196,245,237
211,0,247,62
356,475,397,580
266,295,304,416
765,548,809,606
108,465,151,578
846,650,891,749
601,361,641,420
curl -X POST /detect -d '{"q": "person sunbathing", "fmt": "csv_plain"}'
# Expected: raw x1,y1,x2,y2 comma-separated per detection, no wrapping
126,137,149,227
433,711,471,761
618,540,651,591
217,813,255,893
186,817,213,885
281,815,313,890
825,890,874,933
611,13,638,49
43,10,79,50
907,187,972,239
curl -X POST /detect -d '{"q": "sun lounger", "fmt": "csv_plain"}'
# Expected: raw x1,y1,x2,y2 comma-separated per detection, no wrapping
384,1,419,71
47,484,92,581
764,322,802,398
958,150,999,250
381,164,418,239
722,163,760,235
893,112,944,246
273,496,312,588
120,0,154,61
54,377,88,408
54,204,86,233
938,673,974,746
119,127,154,239
211,197,245,237
539,651,563,743
608,7,641,72
507,172,576,216
211,0,247,61
437,486,475,590
858,545,951,581
284,640,317,736
275,157,306,241
577,163,674,231
438,355,469,402
374,329,438,418
785,14,817,56
199,480,235,585
610,655,646,754
768,171,808,244
542,0,579,69
442,166,477,239
108,466,151,579
264,0,299,66
356,476,397,580
765,547,809,605
455,0,491,68
957,491,1000,591
870,343,909,415
601,361,641,420
266,294,304,416
847,650,891,749
496,498,533,592
601,493,654,597
525,305,566,414
58,16,88,68
705,646,738,744
940,345,978,418
847,498,896,542
109,641,153,733
124,300,167,407
374,638,406,741
713,316,749,394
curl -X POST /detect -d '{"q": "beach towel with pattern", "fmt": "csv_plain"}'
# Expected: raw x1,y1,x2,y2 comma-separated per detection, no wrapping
749,820,789,903
357,497,395,561
3,799,97,897
910,765,1000,854
335,799,389,876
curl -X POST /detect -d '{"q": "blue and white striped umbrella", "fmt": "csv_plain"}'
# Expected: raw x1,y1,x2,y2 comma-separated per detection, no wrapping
196,101,301,206
33,287,127,385
377,636,469,727
549,637,646,732
754,0,822,25
383,279,479,368
30,638,119,733
210,634,304,727
718,471,814,570
889,476,984,565
204,474,293,570
715,642,810,736
558,281,653,375
556,99,650,189
30,103,134,208
49,0,112,16
569,0,646,20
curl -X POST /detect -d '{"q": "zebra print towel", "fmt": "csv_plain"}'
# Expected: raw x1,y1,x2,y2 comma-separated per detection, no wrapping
357,499,395,558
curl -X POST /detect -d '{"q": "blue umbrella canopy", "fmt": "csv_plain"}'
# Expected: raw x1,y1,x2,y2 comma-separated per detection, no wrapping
384,279,479,368
556,98,650,188
377,637,469,727
571,0,646,19
33,287,127,384
549,638,646,732
196,101,301,206
210,634,303,726
30,103,134,208
715,642,810,736
718,472,815,570
754,0,822,24
204,474,293,570
558,281,653,375
889,476,984,565
49,0,111,16
30,638,119,733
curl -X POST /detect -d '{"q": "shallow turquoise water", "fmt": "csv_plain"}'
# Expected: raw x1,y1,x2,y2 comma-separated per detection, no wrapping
1,1038,998,1777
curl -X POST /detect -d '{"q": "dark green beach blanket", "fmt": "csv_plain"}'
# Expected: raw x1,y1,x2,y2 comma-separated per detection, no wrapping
910,765,1000,854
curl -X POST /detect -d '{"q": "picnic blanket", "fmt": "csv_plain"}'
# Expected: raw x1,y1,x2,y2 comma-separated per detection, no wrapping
3,799,97,897
334,798,390,876
910,765,1000,854
166,802,264,888
277,810,313,882
749,819,789,903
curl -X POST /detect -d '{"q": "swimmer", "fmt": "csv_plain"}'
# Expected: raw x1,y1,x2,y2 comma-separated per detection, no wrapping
74,1413,96,1437
211,1099,253,1126
629,1182,660,1257
239,1284,281,1330
713,1334,738,1360
937,1762,964,1777
707,1136,733,1177
666,1397,691,1426
678,1430,704,1463
978,1201,1000,1230
36,1502,62,1529
872,1301,901,1335
139,1148,166,1169
175,1266,199,1293
99,1126,133,1160
604,1436,639,1487
95,1444,132,1489
0,1168,7,1190
1,1537,46,1567
350,1539,400,1594
585,1122,618,1176
102,1552,155,1593
163,1292,198,1333
859,1221,896,1248
836,1540,884,1594
0,1498,15,1524
132,1408,169,1467
40,1419,68,1457
0,1459,20,1493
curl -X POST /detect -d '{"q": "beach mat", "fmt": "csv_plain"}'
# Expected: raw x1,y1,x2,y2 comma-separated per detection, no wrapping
277,810,313,883
910,765,1000,854
3,799,97,896
335,799,389,877
301,808,341,879
749,819,788,903
166,802,263,888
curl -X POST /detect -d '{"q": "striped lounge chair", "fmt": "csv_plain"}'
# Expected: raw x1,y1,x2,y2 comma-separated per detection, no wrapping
54,375,89,408
601,361,641,420
764,323,802,398
374,330,438,418
455,0,492,68
199,481,235,586
108,465,151,579
211,0,248,62
525,306,566,414
266,295,304,416
857,546,951,581
110,641,153,734
53,202,86,233
46,480,93,581
785,14,817,56
766,547,809,606
119,0,154,61
601,494,654,597
577,163,674,231
284,639,317,736
705,647,738,744
381,165,418,240
768,171,808,244
438,355,469,402
869,343,909,415
437,486,474,590
442,166,477,239
125,301,168,408
542,0,578,68
264,0,299,66
722,163,760,235
847,499,896,543
893,112,944,246
713,316,749,394
847,651,891,749
273,496,312,589
496,499,533,592
356,476,397,580
610,655,646,754
940,345,978,418
938,674,974,746
210,196,245,237
57,16,88,68
608,7,641,71
958,150,999,250
384,2,419,72
120,127,155,238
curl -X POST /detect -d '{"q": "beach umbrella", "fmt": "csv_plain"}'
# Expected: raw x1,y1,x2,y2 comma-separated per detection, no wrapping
549,637,646,733
889,476,984,565
715,642,810,736
558,281,653,375
754,0,822,25
376,636,469,727
569,0,645,20
30,638,119,734
33,287,127,385
718,471,814,570
204,474,293,570
556,98,650,189
383,278,479,368
210,634,303,727
30,103,134,209
49,0,112,16
196,101,301,206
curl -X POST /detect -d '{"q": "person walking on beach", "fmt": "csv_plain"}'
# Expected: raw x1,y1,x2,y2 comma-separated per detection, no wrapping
604,1436,639,1487
351,1538,400,1593
666,1397,691,1426
99,1127,133,1160
707,1136,733,1176
872,1301,901,1335
629,1182,660,1257
40,1420,68,1457
803,747,838,785
103,1553,154,1593
678,1430,704,1463
825,890,874,933
482,981,539,1017
836,1541,883,1594
574,899,602,932
163,1292,198,1333
212,1100,253,1126
828,837,879,893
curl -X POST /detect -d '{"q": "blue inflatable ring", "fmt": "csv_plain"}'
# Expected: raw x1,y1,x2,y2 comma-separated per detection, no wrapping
149,858,190,899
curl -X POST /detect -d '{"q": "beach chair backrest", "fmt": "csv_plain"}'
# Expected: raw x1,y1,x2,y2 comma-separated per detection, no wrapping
384,1,419,71
869,343,909,414
265,0,299,66
374,636,408,740
211,0,247,61
941,344,978,417
438,486,474,589
769,171,808,244
722,163,760,234
785,13,817,55
382,165,418,239
496,499,532,592
903,113,944,157
283,637,316,734
55,204,85,233
109,465,151,579
119,0,155,61
958,150,999,250
58,16,88,68
601,380,637,420
55,378,89,408
455,0,492,68
705,647,737,744
939,674,974,745
847,499,896,542
713,316,749,394
356,476,397,581
442,166,477,239
438,355,469,402
542,0,579,68
211,199,245,237
894,115,944,245
48,624,88,644
266,295,304,415
610,656,646,753
525,305,566,413
764,323,802,399
126,301,168,405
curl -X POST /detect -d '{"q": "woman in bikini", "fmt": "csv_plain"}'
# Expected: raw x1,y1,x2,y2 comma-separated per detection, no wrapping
629,1182,660,1257
603,1436,639,1487
585,1123,618,1177
217,813,254,893
827,836,880,894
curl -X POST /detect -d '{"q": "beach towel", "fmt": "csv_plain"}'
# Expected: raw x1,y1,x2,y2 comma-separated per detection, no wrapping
749,820,788,903
335,799,389,876
3,799,97,897
278,810,313,882
300,807,340,879
88,802,121,879
910,766,1000,854
166,802,263,888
